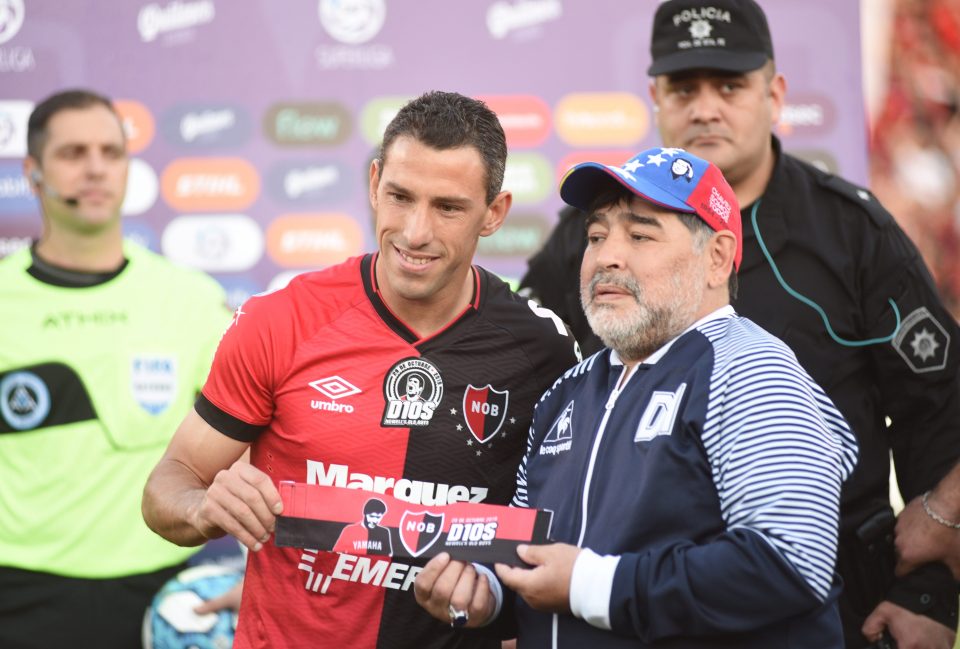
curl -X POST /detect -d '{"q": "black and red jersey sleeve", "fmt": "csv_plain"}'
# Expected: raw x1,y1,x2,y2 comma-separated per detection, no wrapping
199,289,292,441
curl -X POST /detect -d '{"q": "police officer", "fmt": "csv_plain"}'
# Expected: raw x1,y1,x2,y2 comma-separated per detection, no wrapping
521,1,960,646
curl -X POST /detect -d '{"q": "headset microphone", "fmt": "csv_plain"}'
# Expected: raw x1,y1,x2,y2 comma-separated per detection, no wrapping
30,170,80,208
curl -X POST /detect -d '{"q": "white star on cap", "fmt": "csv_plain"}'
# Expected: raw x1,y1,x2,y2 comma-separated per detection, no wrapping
623,159,643,173
610,166,637,182
647,153,667,167
660,148,684,156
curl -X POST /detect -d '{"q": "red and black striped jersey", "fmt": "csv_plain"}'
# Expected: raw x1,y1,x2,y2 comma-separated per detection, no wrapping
198,253,579,649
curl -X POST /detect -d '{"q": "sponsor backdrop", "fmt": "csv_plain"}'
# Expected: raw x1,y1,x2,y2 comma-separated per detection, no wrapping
0,0,863,306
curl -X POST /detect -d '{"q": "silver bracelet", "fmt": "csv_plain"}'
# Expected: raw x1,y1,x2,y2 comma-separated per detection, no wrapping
921,490,960,530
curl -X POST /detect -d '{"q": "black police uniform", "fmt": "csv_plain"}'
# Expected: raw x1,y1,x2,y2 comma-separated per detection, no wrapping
520,137,960,647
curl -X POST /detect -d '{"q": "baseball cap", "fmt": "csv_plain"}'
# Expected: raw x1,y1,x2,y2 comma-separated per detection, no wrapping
648,0,773,76
559,147,742,269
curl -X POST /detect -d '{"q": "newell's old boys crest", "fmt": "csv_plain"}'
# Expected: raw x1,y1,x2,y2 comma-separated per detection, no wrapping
399,511,444,557
462,384,509,443
381,357,443,427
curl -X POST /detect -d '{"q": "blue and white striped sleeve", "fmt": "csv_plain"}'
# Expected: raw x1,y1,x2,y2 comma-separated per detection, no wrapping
702,340,858,600
605,328,858,641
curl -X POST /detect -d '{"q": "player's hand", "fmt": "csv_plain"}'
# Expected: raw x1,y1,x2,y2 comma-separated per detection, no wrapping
495,543,580,614
194,580,243,614
414,553,497,628
190,462,282,552
895,495,960,580
862,600,956,649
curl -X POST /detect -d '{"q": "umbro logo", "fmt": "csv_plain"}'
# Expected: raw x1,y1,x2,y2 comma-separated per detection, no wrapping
309,376,361,414
309,376,361,400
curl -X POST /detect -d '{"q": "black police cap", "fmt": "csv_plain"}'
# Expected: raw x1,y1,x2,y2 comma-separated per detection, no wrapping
648,0,774,76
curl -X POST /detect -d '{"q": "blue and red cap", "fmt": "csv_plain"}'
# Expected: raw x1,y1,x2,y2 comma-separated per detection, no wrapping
559,147,742,269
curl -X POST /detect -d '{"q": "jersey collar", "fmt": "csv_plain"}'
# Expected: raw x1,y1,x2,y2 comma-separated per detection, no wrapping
361,252,481,347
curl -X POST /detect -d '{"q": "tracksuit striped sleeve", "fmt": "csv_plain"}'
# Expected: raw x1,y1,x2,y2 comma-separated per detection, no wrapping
699,317,859,601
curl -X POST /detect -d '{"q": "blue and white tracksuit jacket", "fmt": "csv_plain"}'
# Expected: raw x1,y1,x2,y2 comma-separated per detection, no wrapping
511,306,858,648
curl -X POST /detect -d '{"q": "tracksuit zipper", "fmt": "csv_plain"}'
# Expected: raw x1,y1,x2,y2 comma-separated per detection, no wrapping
552,364,629,649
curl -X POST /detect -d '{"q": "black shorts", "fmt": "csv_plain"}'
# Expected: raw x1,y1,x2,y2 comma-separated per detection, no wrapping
0,563,185,649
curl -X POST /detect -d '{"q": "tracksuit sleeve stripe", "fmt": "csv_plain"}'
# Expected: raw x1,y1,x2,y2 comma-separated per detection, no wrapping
700,319,858,601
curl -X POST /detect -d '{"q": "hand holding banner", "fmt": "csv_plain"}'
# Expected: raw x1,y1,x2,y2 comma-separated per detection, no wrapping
274,481,553,566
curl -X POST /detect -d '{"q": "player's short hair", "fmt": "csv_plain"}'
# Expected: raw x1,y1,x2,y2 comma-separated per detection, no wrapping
28,89,123,162
378,91,507,205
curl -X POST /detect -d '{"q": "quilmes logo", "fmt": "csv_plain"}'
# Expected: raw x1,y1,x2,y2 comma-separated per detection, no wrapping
309,375,362,414
161,104,252,148
486,0,561,40
0,0,25,46
138,0,215,43
265,160,352,205
264,103,352,147
318,0,386,44
381,357,443,428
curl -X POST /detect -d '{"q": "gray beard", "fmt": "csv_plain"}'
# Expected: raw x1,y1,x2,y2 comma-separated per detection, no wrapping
581,269,701,363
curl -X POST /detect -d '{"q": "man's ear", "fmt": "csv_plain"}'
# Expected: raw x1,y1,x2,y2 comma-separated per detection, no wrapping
648,79,663,125
368,158,381,210
768,72,787,126
23,157,40,195
480,190,512,237
707,231,737,289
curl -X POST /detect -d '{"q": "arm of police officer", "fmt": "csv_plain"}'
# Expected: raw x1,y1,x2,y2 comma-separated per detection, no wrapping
142,407,282,552
415,553,506,628
895,462,960,581
855,197,960,645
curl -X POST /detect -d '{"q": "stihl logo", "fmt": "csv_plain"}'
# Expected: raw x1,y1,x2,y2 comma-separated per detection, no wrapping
306,461,488,505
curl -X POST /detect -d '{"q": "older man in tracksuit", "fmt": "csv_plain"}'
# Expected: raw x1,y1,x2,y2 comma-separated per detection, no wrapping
414,147,859,648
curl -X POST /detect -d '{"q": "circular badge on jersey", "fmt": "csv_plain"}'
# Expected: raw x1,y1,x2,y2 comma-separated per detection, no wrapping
0,370,51,431
381,357,443,428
